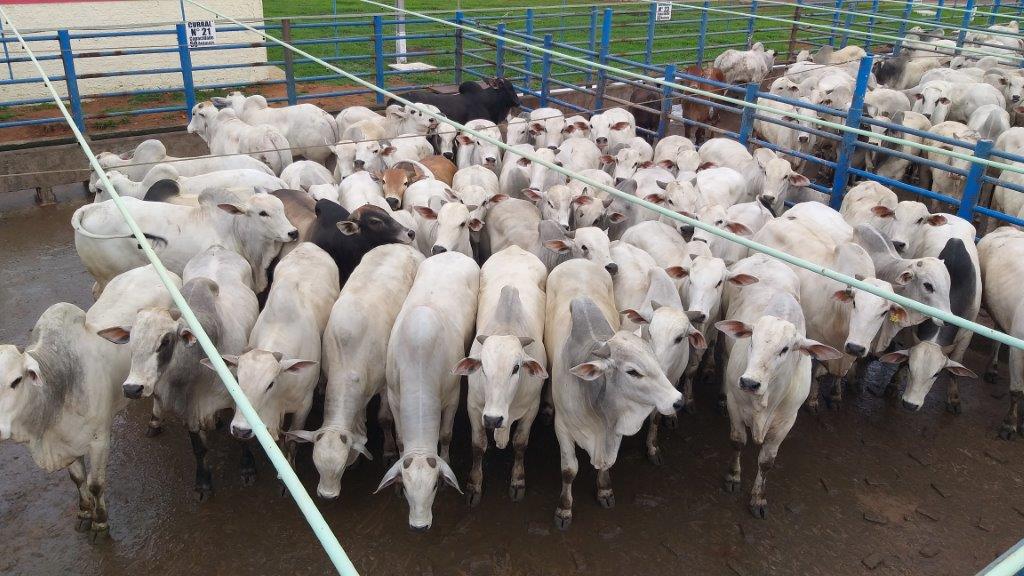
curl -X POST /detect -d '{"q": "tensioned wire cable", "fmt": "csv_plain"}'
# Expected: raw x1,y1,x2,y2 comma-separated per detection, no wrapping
0,6,360,576
870,0,1015,19
189,0,1024,352
357,0,1024,176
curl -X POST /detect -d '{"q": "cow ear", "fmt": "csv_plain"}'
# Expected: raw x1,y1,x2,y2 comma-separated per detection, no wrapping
608,212,627,224
522,357,548,379
337,220,361,235
97,326,132,344
870,205,895,218
23,354,43,387
798,339,843,361
452,357,482,376
715,319,752,339
572,195,593,206
879,350,910,365
561,125,576,134
570,360,609,381
517,157,531,167
468,218,484,232
639,161,654,169
374,459,404,494
380,146,396,156
697,161,716,171
611,121,630,130
178,326,198,347
688,328,708,350
658,159,676,170
833,289,854,303
523,189,544,202
543,239,573,254
665,266,688,279
728,272,759,286
283,429,320,444
412,205,438,221
486,193,509,205
888,305,908,324
926,214,947,226
944,359,978,379
456,134,473,145
725,221,753,236
622,308,649,325
788,173,811,187
281,359,318,373
217,202,246,215
644,193,667,205
599,154,615,165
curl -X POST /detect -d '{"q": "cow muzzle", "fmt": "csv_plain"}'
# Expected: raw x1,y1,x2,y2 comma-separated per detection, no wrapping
442,151,454,160
386,197,401,211
123,383,145,399
483,415,504,430
844,342,867,358
409,523,431,532
231,425,254,440
739,377,761,392
431,245,448,255
901,399,920,412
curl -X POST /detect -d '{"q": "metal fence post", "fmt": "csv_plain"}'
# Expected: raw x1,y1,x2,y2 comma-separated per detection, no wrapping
955,0,976,54
657,64,676,139
865,0,879,52
786,0,804,61
645,2,657,66
894,0,913,54
746,0,759,49
496,23,506,78
828,0,843,46
454,11,464,86
737,83,759,147
540,34,553,107
174,23,197,120
958,139,993,221
988,0,1002,25
840,0,857,48
935,0,945,23
373,15,385,105
1018,0,1023,18
524,8,534,90
57,30,85,134
280,19,298,106
696,0,710,67
829,55,873,209
587,7,597,88
594,8,612,111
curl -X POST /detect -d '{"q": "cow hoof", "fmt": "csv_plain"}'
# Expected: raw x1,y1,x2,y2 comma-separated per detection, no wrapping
724,475,741,493
194,486,213,503
998,424,1017,441
509,483,526,503
75,516,93,533
984,370,999,384
554,510,572,531
240,467,257,487
749,501,768,520
662,414,679,429
597,490,615,509
466,489,481,507
89,524,110,543
145,424,163,438
647,450,664,466
946,400,962,415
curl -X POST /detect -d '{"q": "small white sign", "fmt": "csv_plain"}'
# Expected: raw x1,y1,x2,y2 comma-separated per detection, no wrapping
187,20,217,49
656,3,673,21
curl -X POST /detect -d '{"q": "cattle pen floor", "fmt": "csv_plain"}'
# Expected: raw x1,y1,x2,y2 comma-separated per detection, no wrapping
1,200,1022,576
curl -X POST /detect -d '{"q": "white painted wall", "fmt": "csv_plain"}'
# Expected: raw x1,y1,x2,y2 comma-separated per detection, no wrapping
0,0,281,102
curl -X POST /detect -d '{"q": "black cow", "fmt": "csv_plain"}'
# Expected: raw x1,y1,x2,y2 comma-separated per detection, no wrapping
309,200,416,285
392,77,521,124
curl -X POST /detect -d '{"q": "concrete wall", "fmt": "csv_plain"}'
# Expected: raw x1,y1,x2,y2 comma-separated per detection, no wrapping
0,0,280,102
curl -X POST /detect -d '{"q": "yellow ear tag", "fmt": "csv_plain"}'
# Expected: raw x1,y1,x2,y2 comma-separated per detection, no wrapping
889,311,901,324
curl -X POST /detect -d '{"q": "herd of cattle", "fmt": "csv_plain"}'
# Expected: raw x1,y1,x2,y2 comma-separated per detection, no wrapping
4,26,1024,540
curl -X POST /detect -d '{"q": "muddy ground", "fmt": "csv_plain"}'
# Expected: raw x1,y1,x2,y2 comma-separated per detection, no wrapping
2,200,1023,576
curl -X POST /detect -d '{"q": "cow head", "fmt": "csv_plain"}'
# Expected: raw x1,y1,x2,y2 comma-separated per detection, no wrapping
543,225,615,274
414,201,480,257
834,276,907,359
623,302,705,388
285,426,371,500
99,307,191,400
880,341,977,411
525,183,574,230
186,101,219,139
683,255,758,327
0,345,42,441
218,193,299,243
376,451,461,531
340,204,416,246
883,201,946,255
381,162,428,210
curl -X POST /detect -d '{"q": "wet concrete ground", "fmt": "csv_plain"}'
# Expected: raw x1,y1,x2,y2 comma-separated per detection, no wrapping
2,200,1023,576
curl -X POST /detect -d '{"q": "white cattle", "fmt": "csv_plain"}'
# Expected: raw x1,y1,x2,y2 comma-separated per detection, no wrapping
222,243,339,470
108,248,256,499
94,138,273,183
498,143,535,199
752,148,811,213
456,119,503,173
279,160,334,192
714,42,775,84
698,139,766,201
967,104,1010,140
610,241,686,331
555,137,602,174
864,88,913,119
978,227,1024,437
412,200,480,258
865,111,932,181
923,121,979,209
839,180,899,233
994,153,1024,222
589,108,637,153
525,184,578,231
453,164,501,198
454,247,548,505
93,165,286,202
568,169,615,228
603,138,655,182
187,102,292,175
753,100,819,174
505,112,531,148
911,80,1006,124
73,193,295,295
338,171,385,212
348,103,440,140
335,105,384,137
0,265,180,539
214,92,338,163
378,252,480,531
383,134,435,167
717,285,841,518
619,220,692,296
545,258,681,530
528,107,567,149
691,201,772,265
519,147,567,195
561,115,592,139
285,244,423,499
653,135,696,172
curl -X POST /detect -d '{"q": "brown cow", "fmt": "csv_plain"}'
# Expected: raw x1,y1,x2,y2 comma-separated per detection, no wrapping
627,65,727,146
419,155,458,186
